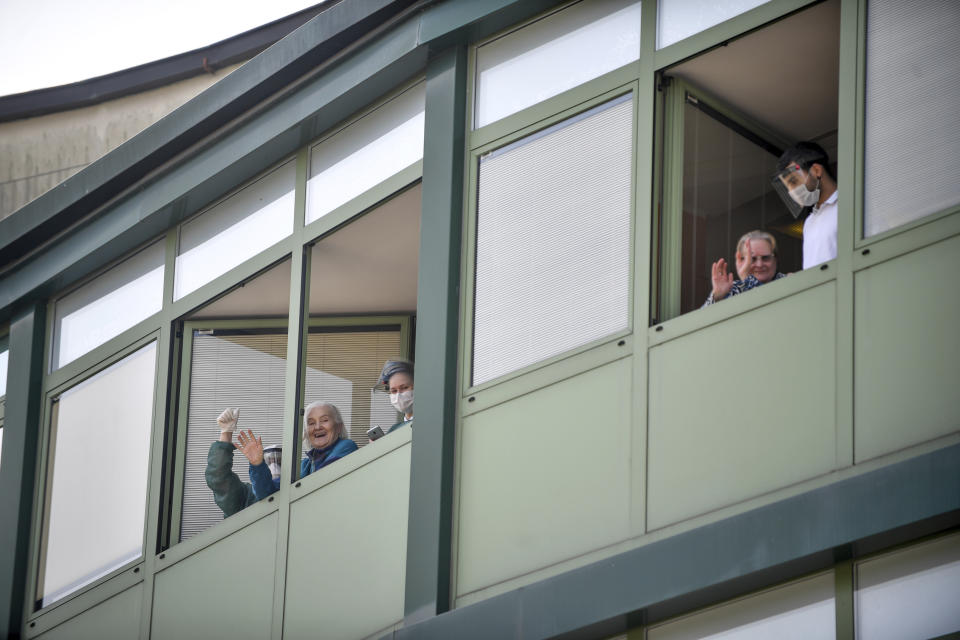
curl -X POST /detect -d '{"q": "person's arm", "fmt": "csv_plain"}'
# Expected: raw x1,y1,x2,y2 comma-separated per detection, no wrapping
205,442,256,517
249,462,279,500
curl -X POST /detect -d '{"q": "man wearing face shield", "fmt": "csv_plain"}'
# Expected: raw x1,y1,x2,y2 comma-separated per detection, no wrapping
772,142,838,269
379,359,414,434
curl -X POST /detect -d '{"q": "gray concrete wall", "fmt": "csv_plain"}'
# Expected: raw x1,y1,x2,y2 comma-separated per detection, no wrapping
0,64,242,221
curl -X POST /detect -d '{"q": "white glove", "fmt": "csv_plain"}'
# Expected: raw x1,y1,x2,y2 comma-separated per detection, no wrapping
217,407,240,433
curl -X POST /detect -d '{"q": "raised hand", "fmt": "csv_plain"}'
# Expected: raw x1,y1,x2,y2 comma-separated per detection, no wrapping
217,407,240,433
235,429,264,466
711,258,735,301
736,239,753,281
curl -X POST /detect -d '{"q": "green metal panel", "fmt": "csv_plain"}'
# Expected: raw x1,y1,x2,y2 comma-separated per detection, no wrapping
393,443,960,639
151,514,278,640
853,233,960,463
284,438,411,639
403,45,467,622
648,282,838,529
33,584,143,640
456,358,633,597
0,303,46,638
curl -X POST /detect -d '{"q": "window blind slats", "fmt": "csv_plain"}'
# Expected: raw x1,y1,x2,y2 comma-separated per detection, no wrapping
473,95,633,386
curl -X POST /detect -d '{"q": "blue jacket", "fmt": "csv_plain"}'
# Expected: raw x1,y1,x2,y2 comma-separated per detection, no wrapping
249,437,358,500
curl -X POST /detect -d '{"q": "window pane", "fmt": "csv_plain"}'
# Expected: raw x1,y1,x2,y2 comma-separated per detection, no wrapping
0,348,7,396
677,98,799,315
174,160,295,300
180,330,288,541
474,0,640,129
648,572,835,639
306,84,424,225
657,0,770,49
473,95,633,386
863,0,960,237
53,241,164,370
38,342,157,606
855,533,960,640
304,329,402,447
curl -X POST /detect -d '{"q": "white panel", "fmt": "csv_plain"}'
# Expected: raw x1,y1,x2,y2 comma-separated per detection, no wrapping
306,83,424,224
657,0,770,49
472,95,633,386
53,241,163,370
475,0,640,128
174,160,295,300
648,573,834,639
856,533,960,640
39,342,157,606
863,0,960,236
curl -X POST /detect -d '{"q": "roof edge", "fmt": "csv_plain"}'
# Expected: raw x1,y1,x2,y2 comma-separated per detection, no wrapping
0,2,335,123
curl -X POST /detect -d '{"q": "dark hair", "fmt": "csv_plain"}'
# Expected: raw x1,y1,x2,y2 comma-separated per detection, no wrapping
776,141,835,179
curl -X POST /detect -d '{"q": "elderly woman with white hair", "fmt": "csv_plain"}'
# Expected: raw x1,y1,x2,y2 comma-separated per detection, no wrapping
205,401,358,515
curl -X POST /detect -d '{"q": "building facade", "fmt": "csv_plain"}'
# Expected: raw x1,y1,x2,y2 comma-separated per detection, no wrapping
0,0,958,638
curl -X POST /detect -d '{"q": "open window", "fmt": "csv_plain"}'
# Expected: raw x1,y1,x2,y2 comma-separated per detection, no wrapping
652,0,839,322
170,259,293,543
303,183,419,449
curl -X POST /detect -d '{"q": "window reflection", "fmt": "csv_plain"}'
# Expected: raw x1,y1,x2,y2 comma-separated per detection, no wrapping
53,241,164,370
175,160,295,300
306,84,424,224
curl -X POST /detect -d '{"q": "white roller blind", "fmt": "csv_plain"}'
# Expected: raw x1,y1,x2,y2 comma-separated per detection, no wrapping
863,0,960,237
472,94,633,386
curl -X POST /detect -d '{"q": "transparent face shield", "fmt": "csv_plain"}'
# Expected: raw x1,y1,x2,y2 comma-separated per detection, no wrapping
263,445,282,480
771,163,813,219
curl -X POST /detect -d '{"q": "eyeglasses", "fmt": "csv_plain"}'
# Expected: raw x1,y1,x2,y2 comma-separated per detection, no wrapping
748,254,775,263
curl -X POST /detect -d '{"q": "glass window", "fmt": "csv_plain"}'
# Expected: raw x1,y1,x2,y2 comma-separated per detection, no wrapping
52,241,164,370
176,260,291,542
473,94,633,386
672,93,800,316
648,572,835,639
474,0,640,129
863,0,960,237
306,84,424,225
303,329,403,448
653,2,839,322
0,347,7,396
306,184,420,443
657,0,770,49
174,159,296,300
37,341,157,607
180,328,289,541
855,533,960,640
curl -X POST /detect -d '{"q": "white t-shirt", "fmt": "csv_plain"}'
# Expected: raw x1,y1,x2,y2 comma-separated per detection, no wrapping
803,190,838,269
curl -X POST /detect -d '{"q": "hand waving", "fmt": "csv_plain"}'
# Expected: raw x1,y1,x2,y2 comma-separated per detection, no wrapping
710,258,735,301
235,429,264,466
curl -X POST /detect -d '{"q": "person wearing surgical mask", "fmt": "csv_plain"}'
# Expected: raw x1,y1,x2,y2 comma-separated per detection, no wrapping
378,359,414,435
772,142,838,270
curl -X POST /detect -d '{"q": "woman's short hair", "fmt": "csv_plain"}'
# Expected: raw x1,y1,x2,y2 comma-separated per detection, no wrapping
301,401,347,451
737,230,778,261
